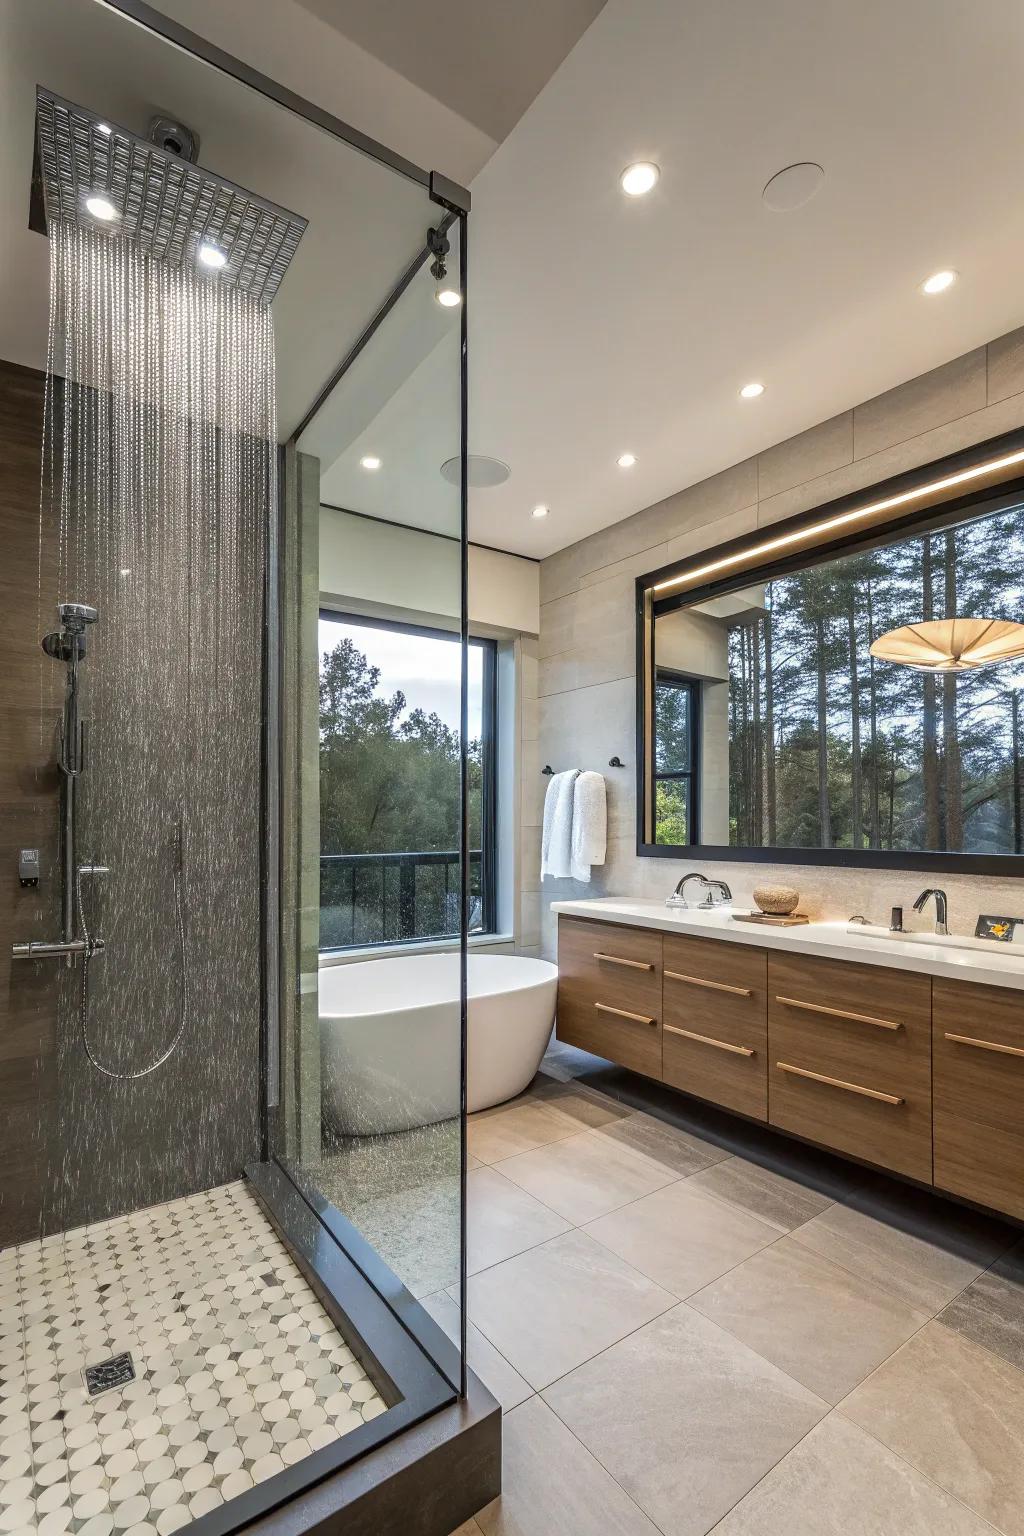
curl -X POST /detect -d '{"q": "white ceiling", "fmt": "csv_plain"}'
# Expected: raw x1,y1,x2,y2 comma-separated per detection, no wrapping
461,0,1024,557
7,0,1024,563
292,0,608,140
0,0,483,439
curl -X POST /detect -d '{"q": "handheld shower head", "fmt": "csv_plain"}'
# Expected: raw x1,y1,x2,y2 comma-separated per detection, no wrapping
43,601,99,661
59,602,98,632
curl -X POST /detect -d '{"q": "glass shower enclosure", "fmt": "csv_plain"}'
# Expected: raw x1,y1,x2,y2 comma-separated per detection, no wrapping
0,1,475,1531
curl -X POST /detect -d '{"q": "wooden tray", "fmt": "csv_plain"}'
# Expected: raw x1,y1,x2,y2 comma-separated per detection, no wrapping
732,911,809,927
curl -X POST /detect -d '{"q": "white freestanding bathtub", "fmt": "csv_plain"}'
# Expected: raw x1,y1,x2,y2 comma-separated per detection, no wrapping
319,952,558,1136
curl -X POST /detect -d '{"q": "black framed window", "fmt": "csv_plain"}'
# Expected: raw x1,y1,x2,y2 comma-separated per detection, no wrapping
653,670,700,844
318,610,496,948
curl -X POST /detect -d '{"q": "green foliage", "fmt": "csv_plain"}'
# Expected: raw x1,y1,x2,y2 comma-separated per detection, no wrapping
319,636,480,856
655,780,689,843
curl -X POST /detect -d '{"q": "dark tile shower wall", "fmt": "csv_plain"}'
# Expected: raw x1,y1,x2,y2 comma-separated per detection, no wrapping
0,359,60,1247
0,356,264,1244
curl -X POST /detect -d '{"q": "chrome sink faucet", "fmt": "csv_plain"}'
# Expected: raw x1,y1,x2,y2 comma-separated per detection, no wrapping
667,872,733,909
912,887,949,935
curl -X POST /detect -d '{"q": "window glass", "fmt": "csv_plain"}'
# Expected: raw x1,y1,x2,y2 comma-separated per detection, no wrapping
319,613,493,947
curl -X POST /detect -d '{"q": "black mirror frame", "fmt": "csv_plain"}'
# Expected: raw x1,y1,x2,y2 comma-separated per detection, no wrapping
635,426,1024,876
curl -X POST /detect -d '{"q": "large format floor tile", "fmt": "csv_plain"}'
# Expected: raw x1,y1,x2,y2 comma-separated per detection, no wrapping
937,1243,1024,1373
690,1237,928,1404
467,1099,582,1165
584,1179,779,1299
687,1155,835,1235
709,1412,997,1536
420,1291,532,1415
843,1320,1024,1536
476,1396,660,1536
466,1167,570,1275
594,1110,729,1178
496,1130,677,1225
527,1076,633,1132
790,1179,1016,1315
465,1230,676,1390
543,1303,828,1536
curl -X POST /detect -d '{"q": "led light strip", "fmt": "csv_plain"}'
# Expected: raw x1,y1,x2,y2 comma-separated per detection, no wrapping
652,447,1024,596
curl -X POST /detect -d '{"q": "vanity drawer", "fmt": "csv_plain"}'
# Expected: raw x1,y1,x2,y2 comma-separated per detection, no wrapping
556,917,662,1077
662,935,767,1120
767,954,932,1181
933,979,1024,1220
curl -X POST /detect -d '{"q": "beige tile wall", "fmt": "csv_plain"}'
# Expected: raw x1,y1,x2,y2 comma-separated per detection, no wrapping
535,325,1024,958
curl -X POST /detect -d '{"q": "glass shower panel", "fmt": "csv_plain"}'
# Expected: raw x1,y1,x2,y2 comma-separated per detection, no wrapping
283,218,467,1384
0,1,464,1527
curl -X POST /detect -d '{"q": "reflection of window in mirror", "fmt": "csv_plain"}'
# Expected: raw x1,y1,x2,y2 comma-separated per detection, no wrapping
654,671,699,843
646,494,1024,859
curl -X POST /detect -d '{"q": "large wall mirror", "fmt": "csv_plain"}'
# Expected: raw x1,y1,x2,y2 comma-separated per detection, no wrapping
637,431,1024,873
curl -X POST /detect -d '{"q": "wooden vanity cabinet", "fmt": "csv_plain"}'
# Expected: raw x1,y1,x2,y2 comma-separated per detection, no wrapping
767,953,933,1183
933,978,1024,1221
554,912,1024,1219
555,917,663,1078
662,934,768,1120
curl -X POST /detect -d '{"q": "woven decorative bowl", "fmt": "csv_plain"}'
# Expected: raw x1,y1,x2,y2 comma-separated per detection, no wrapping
753,884,799,916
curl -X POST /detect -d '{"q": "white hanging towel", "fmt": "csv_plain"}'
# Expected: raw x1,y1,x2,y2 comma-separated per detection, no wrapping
570,771,607,882
541,769,579,879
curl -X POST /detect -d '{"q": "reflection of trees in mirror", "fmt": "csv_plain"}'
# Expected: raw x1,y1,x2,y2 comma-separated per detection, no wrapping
726,504,1024,854
318,637,483,947
654,675,695,843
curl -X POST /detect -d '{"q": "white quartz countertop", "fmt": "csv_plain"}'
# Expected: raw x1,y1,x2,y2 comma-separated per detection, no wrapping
550,897,1024,993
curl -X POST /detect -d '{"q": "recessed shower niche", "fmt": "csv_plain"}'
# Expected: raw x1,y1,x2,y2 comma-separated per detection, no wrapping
0,2,489,1533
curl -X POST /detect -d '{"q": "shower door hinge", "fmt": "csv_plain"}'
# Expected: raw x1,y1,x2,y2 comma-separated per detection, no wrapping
429,171,471,215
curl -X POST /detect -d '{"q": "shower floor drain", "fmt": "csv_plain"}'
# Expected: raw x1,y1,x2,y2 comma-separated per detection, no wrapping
83,1349,135,1395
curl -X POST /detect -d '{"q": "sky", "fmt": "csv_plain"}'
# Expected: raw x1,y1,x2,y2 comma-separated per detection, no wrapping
319,615,484,736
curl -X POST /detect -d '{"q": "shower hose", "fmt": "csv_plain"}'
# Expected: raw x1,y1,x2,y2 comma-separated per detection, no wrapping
76,820,190,1079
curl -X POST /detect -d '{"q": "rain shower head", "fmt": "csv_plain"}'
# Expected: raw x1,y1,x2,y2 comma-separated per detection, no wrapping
31,88,308,304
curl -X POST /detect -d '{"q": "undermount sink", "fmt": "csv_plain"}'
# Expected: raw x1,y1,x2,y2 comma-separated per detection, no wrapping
845,921,1024,961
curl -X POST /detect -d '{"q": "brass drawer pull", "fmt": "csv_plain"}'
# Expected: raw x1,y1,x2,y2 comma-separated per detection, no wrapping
944,1032,1024,1059
776,1061,903,1105
665,969,752,997
665,1023,754,1057
594,951,654,971
595,1001,656,1026
776,996,901,1031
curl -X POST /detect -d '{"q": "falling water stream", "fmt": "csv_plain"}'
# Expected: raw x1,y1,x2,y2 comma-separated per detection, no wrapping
40,223,273,1228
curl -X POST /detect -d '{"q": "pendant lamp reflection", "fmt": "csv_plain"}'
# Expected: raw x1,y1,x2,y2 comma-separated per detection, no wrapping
870,617,1024,672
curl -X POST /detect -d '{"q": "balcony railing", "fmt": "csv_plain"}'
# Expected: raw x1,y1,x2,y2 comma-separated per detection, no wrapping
320,850,483,951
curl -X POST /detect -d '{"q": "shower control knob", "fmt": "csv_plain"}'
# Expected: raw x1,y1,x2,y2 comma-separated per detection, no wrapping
18,849,40,888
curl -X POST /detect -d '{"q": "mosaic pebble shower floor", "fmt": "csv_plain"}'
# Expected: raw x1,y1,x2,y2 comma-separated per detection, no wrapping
0,1181,388,1535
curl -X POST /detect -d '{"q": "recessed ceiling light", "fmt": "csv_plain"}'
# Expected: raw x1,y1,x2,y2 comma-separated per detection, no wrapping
435,282,461,308
198,241,228,270
617,452,637,468
920,269,957,295
739,381,765,399
620,161,660,197
531,504,549,519
360,455,382,471
85,194,118,222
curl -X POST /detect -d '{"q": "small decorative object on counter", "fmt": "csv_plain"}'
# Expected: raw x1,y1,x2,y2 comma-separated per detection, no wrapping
975,914,1022,943
752,884,799,916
